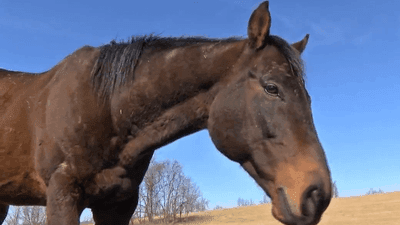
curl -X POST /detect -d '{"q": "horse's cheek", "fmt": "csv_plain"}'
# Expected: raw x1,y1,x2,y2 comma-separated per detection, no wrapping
208,93,249,162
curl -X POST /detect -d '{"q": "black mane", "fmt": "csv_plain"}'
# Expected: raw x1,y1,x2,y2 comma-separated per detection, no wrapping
90,34,304,101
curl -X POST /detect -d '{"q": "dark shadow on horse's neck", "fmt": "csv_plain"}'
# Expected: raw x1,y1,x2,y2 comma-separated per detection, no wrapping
110,40,248,168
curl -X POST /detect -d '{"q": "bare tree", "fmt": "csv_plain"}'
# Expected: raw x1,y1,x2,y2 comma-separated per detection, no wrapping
165,160,186,222
237,197,243,207
5,206,46,225
194,197,209,212
5,206,22,225
181,178,201,216
132,158,209,223
142,158,164,222
332,181,339,198
214,205,223,210
130,184,146,224
237,198,255,207
259,194,270,204
365,188,384,195
21,206,46,225
177,178,189,219
156,160,182,222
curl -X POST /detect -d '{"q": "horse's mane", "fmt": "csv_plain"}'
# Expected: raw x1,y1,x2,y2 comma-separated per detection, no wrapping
90,34,304,101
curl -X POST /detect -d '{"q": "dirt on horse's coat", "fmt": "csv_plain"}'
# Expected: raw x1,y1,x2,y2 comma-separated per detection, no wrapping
0,2,332,225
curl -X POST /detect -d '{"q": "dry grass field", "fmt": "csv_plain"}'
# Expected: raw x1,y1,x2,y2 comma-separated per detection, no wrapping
82,191,400,225
183,191,400,225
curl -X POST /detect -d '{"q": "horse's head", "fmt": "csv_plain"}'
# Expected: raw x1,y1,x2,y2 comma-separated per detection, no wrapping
208,2,331,224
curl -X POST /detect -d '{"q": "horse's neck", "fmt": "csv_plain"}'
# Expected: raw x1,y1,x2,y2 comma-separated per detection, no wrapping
141,40,246,88
114,40,246,127
113,40,246,167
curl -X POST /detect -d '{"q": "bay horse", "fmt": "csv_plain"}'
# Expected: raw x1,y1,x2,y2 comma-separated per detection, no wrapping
0,2,332,225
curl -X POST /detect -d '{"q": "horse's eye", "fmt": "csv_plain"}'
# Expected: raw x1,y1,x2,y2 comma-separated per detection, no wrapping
265,83,279,95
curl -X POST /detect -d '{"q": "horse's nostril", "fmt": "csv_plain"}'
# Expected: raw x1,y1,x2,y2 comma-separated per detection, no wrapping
301,186,321,218
310,188,321,206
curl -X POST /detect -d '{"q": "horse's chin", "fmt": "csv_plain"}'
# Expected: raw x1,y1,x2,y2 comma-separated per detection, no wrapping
272,203,303,225
271,199,290,225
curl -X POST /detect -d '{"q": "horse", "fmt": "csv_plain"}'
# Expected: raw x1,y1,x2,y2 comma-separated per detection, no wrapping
0,2,332,225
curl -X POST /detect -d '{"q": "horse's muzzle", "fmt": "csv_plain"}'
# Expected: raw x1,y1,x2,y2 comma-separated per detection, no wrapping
276,183,330,225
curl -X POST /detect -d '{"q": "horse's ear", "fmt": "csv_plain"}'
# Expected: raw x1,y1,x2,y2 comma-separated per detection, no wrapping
248,1,271,50
291,34,310,54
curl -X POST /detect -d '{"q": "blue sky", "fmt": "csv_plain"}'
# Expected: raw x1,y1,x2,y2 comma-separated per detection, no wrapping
1,0,399,221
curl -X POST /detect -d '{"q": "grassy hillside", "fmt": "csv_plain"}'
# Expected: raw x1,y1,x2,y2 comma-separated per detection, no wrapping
185,191,400,225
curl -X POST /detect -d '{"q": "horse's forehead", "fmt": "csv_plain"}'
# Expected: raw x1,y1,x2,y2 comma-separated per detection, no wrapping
269,60,290,71
251,46,292,75
259,59,291,76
